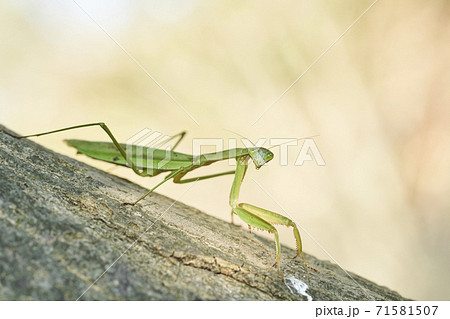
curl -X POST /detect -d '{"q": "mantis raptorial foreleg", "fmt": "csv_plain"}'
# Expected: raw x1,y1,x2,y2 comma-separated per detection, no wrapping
238,203,318,272
229,156,318,281
238,203,303,259
232,206,283,279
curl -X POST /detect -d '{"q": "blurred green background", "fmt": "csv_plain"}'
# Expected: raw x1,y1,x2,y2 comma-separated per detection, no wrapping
1,1,449,300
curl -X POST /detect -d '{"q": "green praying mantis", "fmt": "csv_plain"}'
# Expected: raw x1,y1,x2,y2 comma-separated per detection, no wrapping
3,122,318,281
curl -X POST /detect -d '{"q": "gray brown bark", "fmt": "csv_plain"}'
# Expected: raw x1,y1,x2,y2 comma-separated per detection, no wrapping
0,125,409,300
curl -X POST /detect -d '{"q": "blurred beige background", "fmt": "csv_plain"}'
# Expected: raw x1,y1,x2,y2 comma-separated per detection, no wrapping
1,1,449,300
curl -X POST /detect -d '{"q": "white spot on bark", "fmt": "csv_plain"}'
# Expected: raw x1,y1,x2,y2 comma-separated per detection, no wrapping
285,276,312,301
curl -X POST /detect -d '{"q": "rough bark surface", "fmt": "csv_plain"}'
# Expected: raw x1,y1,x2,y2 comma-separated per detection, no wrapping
0,125,409,300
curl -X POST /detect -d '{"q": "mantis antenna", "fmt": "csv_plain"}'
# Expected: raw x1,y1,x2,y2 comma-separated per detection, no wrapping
223,128,256,147
224,129,318,150
268,135,319,150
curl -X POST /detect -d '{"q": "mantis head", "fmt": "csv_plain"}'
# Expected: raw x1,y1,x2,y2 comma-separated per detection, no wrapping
248,148,274,170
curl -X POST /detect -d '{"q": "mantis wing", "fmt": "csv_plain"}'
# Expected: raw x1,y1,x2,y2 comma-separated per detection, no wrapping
65,139,194,172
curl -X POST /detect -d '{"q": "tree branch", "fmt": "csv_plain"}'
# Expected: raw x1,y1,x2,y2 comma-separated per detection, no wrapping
0,125,408,300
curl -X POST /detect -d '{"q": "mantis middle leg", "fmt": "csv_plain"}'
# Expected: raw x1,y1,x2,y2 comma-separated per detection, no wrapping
128,166,235,205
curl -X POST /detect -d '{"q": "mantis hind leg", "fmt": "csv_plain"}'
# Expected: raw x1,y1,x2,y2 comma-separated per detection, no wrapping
4,122,188,177
232,207,283,282
238,203,318,272
3,122,145,176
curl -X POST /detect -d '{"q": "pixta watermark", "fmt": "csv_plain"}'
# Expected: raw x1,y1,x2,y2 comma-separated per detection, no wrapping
125,128,325,169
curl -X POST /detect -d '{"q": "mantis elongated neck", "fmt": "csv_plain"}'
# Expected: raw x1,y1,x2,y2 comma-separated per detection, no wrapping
196,148,250,165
